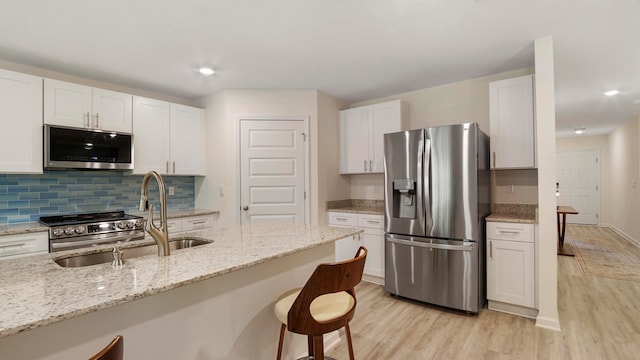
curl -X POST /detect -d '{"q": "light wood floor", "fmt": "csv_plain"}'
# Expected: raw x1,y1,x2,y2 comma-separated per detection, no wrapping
326,225,640,359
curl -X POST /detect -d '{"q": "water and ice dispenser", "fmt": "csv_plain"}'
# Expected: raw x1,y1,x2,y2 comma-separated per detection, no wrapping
392,179,416,219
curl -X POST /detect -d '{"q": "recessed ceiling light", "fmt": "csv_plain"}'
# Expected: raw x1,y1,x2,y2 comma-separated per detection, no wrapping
574,128,585,135
199,67,215,76
604,90,619,96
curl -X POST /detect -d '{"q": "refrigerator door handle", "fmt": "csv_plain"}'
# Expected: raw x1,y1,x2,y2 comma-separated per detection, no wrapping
424,138,433,233
387,237,475,251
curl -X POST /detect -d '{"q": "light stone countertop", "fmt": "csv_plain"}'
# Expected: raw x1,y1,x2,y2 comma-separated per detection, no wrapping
486,213,537,224
0,223,362,338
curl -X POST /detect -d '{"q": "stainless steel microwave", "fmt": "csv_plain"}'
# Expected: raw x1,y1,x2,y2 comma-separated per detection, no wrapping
44,125,134,170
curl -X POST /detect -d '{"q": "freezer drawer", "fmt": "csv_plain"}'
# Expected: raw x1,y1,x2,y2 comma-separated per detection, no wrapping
385,234,480,313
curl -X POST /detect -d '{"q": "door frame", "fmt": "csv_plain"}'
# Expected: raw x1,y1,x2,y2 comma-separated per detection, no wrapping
236,115,310,225
556,149,601,225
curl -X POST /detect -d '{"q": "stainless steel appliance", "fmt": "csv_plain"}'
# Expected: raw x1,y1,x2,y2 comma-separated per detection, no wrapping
384,123,490,313
44,125,134,170
40,211,145,252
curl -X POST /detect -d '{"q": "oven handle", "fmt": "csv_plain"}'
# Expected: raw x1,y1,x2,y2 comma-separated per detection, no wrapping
50,235,144,250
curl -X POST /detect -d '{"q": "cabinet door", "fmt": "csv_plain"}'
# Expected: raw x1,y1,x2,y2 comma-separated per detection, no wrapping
182,214,215,231
0,69,43,173
132,96,171,174
339,108,370,174
0,232,49,259
361,227,384,278
44,79,92,128
489,75,535,169
92,88,132,132
487,239,534,307
170,104,204,175
328,212,359,261
369,101,403,173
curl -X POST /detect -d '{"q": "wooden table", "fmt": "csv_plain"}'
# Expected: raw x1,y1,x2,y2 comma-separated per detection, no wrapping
557,205,579,256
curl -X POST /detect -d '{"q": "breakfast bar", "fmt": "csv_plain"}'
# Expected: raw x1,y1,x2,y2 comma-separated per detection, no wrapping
0,223,361,359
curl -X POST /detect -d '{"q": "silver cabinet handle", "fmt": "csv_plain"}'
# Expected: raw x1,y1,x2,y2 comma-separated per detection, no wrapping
191,220,207,225
493,152,496,168
369,160,372,171
173,161,176,174
498,230,521,235
95,113,100,128
166,161,169,173
366,220,380,224
335,217,348,221
490,240,493,258
85,112,91,127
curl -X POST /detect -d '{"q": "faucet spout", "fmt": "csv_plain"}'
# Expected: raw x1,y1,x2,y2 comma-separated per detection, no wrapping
139,171,170,256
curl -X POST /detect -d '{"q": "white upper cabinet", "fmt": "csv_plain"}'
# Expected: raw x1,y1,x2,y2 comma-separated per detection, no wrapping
170,104,205,175
339,99,408,174
0,69,43,174
133,97,205,175
489,74,535,169
44,79,132,133
132,96,171,174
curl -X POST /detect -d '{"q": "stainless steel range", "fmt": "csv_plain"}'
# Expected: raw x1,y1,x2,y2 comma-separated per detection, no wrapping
40,211,145,252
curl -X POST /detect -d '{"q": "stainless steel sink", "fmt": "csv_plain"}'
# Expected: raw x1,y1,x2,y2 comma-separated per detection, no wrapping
54,238,212,268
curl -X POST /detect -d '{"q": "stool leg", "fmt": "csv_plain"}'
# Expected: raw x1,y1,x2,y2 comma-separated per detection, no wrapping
313,335,324,360
307,335,314,357
345,323,355,360
276,324,286,360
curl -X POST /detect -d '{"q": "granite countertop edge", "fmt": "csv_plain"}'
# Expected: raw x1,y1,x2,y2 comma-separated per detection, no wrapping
0,209,220,236
486,214,537,224
0,223,362,338
326,206,384,215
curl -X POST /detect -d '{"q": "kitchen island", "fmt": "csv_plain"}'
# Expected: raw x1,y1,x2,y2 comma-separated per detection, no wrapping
0,223,362,359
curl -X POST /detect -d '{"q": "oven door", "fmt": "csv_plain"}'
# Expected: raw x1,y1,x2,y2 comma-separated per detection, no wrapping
50,231,144,252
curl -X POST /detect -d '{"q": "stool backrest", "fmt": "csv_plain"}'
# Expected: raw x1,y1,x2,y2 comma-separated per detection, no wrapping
288,246,367,336
89,335,123,360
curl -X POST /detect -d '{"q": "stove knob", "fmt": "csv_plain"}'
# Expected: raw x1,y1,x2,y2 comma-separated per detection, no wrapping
52,228,64,237
135,220,144,228
117,222,125,229
126,221,134,229
74,226,85,234
64,227,75,235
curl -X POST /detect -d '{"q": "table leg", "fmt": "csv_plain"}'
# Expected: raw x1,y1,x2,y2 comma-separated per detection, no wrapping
557,212,575,257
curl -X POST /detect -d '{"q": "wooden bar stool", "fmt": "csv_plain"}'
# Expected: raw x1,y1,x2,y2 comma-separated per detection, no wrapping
274,246,367,360
89,335,123,360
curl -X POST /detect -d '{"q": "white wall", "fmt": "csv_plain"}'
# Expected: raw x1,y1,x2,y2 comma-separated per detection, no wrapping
556,135,610,224
533,36,560,331
607,117,640,242
347,68,537,200
195,89,347,227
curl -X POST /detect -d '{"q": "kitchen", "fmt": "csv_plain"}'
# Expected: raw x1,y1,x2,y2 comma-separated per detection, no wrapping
1,1,640,359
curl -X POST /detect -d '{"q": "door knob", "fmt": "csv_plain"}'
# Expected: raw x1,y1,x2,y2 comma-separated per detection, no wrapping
242,206,249,211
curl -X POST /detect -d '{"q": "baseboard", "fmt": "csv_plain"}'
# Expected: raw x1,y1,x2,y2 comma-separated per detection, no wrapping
362,274,384,285
488,300,538,319
535,315,562,332
602,223,640,247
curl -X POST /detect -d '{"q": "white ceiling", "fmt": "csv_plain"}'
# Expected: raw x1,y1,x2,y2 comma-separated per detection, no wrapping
0,0,638,137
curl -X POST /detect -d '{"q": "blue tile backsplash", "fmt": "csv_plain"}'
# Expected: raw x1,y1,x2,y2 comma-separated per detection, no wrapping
0,171,195,224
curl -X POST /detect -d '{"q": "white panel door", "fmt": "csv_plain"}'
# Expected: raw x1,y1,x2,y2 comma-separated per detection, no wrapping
92,88,132,132
0,69,43,173
132,96,171,174
556,150,600,224
240,120,305,224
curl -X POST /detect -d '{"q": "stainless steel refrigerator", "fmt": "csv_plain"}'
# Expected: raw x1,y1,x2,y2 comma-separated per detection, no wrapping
383,123,490,313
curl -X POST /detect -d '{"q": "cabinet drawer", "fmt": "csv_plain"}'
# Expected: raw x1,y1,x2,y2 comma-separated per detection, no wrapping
328,212,357,226
182,215,214,231
0,232,49,258
487,222,534,243
165,218,182,233
358,214,383,229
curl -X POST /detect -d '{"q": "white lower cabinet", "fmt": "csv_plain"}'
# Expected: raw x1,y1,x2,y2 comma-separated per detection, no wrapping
328,211,384,283
486,221,536,317
165,214,216,236
0,232,49,260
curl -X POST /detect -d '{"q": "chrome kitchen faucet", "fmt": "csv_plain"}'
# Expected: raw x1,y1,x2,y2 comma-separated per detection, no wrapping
139,171,170,256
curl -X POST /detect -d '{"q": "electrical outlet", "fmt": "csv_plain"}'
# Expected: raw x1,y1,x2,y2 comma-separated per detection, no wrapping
168,186,175,196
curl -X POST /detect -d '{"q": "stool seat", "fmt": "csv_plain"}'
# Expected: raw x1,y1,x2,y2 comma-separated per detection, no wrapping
274,288,356,325
274,246,367,360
